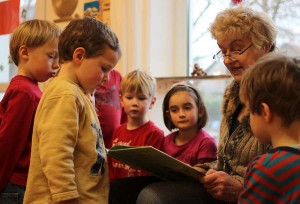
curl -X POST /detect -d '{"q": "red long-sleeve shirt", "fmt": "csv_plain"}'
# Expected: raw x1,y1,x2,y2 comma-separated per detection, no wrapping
0,75,41,191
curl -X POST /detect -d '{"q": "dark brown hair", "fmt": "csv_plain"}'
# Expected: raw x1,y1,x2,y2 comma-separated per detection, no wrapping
240,52,300,126
58,17,121,64
163,84,208,131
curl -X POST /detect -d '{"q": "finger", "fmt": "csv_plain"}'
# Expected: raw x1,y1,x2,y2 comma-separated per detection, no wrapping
206,169,216,175
201,171,218,184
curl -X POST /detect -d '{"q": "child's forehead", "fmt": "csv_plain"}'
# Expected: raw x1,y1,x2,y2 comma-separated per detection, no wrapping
123,84,149,93
123,90,148,96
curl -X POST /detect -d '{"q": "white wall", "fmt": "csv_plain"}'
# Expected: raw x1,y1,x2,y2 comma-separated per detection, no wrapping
148,0,188,77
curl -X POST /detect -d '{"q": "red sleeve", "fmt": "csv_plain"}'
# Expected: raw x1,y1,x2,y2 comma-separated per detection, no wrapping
0,92,36,190
196,137,217,164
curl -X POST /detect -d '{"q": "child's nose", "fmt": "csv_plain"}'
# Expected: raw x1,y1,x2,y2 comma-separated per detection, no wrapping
53,59,60,70
179,109,186,116
132,98,139,106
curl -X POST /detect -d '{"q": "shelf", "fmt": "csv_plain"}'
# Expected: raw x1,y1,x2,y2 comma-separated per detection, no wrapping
0,83,8,92
156,75,232,81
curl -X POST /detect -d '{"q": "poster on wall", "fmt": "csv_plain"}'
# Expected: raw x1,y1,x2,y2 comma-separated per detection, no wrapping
45,0,110,29
0,0,20,35
99,0,110,25
83,0,100,19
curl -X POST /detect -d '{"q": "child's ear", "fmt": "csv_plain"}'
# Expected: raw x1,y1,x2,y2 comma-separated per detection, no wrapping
73,47,85,64
120,94,125,107
149,96,156,109
198,109,203,118
19,45,29,60
261,102,271,123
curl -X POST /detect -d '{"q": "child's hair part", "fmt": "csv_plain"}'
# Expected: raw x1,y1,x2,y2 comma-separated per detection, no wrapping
120,70,156,98
163,84,208,131
10,19,61,66
58,17,121,64
240,52,300,126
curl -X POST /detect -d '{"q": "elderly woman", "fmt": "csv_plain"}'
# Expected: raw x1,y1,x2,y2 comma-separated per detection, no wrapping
137,4,277,204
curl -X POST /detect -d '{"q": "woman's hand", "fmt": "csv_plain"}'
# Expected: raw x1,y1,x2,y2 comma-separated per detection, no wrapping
199,169,243,202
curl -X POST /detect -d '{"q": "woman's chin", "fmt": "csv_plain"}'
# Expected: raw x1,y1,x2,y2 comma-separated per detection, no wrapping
232,75,242,83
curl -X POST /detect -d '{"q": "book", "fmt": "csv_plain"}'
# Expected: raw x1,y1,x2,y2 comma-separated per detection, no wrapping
107,145,206,182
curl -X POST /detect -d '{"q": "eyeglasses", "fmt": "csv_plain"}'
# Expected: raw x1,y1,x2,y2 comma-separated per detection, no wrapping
213,44,253,62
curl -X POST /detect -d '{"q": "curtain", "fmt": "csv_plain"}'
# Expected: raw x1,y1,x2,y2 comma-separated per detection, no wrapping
110,0,150,75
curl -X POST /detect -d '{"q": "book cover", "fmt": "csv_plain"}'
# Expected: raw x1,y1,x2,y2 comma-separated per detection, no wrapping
107,145,206,182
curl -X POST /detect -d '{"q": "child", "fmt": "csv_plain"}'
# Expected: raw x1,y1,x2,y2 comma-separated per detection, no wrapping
239,52,300,204
108,70,164,204
109,70,164,180
162,83,217,166
24,17,121,204
94,69,127,148
0,19,60,204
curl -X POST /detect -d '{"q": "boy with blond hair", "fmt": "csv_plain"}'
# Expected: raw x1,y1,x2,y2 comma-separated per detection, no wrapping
239,52,300,203
0,19,60,203
109,70,164,180
108,70,164,203
24,17,121,204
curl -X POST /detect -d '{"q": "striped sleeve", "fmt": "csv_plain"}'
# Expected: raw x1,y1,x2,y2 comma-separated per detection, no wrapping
238,148,300,204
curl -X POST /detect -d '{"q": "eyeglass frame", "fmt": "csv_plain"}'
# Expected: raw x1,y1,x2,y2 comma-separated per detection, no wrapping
213,44,253,62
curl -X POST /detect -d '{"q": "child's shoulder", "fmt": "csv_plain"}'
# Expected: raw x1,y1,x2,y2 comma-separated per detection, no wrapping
197,129,215,141
5,75,41,98
251,146,300,169
147,121,164,134
45,78,82,96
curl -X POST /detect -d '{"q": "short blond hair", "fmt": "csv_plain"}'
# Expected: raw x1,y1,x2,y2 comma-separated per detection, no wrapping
120,70,156,98
10,19,61,66
209,4,277,51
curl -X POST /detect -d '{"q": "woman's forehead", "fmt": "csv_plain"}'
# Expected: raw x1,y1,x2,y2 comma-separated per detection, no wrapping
217,34,251,47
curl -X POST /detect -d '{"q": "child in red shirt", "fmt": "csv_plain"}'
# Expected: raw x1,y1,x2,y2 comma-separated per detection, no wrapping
94,69,127,148
0,20,60,203
109,70,164,180
108,70,164,204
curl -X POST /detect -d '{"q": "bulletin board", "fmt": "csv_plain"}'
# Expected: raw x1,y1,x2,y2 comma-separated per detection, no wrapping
45,0,111,29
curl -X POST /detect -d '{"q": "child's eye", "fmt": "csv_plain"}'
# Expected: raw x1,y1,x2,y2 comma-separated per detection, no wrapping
183,104,193,110
102,67,108,72
169,108,178,113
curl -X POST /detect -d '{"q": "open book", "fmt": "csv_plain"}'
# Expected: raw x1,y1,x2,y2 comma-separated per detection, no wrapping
107,145,206,182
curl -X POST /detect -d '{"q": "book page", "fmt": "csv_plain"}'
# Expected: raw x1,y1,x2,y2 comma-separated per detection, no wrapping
108,145,206,182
